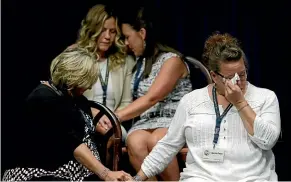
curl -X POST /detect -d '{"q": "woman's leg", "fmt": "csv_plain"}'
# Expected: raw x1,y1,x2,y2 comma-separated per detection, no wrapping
148,128,180,181
126,129,157,181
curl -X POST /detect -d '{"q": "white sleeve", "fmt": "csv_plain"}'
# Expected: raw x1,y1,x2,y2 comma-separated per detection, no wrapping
248,91,281,150
141,97,187,177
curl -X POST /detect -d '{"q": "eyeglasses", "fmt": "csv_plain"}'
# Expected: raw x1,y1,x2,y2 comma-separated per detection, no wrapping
215,70,247,81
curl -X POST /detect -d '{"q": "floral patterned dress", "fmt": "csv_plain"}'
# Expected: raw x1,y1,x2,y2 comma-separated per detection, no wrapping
127,52,192,136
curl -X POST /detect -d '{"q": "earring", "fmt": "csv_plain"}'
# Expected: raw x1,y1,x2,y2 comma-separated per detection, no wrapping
143,41,146,49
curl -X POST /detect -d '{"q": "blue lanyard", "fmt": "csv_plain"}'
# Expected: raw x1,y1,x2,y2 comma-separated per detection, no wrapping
212,86,233,148
98,60,110,105
133,58,143,100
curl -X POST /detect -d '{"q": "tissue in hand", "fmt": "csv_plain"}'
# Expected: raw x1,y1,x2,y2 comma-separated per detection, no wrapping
230,73,240,85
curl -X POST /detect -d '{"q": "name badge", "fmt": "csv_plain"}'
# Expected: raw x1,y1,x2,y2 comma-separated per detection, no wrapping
202,148,225,162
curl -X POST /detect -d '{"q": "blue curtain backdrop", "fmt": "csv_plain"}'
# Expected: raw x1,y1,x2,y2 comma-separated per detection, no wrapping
2,0,290,180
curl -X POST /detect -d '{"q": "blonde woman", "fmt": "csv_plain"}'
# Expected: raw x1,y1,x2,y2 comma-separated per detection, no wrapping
2,47,132,181
73,4,135,141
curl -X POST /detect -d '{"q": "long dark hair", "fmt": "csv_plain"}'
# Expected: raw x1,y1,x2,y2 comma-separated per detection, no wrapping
118,6,184,78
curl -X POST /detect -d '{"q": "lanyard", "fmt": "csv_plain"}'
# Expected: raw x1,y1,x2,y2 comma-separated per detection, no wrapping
98,60,110,105
212,86,233,148
133,58,144,100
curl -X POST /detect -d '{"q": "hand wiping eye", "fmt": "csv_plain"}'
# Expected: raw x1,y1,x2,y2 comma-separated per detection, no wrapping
230,73,240,85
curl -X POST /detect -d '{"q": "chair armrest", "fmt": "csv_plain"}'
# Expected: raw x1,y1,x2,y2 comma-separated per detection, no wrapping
89,101,122,171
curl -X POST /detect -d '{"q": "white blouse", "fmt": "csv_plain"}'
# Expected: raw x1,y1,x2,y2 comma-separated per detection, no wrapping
141,83,281,181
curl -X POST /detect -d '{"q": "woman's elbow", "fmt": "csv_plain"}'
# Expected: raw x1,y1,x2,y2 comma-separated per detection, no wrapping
260,142,276,150
260,130,281,150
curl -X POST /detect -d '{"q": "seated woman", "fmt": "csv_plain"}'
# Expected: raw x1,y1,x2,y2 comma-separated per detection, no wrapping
2,47,131,181
100,6,192,181
130,32,281,182
73,4,135,142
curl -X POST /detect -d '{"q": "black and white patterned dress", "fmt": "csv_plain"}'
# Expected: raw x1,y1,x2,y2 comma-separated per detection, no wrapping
127,52,192,136
2,109,100,181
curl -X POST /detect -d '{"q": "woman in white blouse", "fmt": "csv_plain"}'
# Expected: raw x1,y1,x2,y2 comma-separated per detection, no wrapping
130,32,281,182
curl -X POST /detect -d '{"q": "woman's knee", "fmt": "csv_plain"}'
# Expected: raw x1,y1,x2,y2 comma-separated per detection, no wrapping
147,128,168,150
126,130,150,155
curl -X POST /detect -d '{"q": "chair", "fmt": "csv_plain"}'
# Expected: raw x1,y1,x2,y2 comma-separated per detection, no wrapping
89,101,122,171
185,56,212,85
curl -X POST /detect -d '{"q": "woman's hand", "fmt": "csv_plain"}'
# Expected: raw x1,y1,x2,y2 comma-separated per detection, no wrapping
104,171,132,181
95,115,112,135
224,80,246,106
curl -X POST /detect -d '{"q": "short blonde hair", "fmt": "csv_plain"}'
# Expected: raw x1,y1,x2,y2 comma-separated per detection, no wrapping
76,4,126,70
50,47,98,90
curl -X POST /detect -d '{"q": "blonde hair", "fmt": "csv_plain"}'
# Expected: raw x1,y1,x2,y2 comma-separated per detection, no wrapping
76,4,126,70
202,32,248,72
50,47,98,90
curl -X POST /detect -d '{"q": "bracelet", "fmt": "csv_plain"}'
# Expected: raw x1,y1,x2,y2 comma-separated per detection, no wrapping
133,174,143,182
238,103,249,112
97,167,110,180
236,100,246,104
